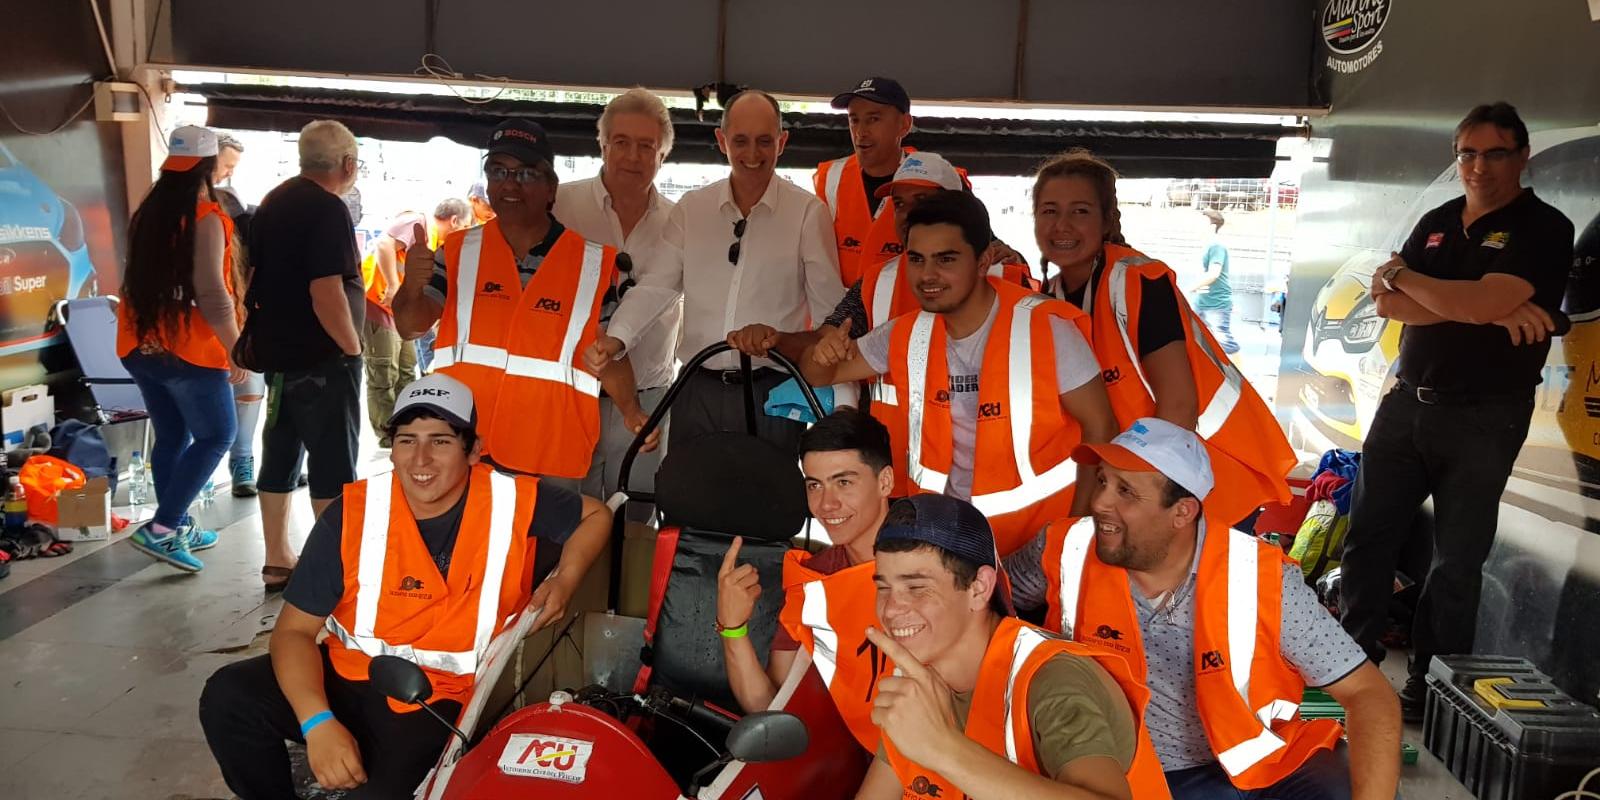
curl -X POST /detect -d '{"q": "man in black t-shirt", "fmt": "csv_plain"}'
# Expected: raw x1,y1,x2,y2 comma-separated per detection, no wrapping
199,374,612,799
242,120,368,592
1341,103,1576,722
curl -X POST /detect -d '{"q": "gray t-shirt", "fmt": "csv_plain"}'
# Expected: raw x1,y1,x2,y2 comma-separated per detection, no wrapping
1003,523,1369,771
857,297,1100,499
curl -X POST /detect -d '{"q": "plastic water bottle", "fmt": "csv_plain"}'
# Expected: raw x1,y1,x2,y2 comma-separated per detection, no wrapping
5,476,27,535
128,451,149,506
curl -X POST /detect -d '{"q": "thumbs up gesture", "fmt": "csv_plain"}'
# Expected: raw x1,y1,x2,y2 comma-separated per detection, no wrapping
812,318,856,367
402,222,435,291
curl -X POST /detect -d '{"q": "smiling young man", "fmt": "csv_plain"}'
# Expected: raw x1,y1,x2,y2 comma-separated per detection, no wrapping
1343,102,1576,721
199,374,612,799
391,119,649,487
1008,418,1400,799
800,190,1118,555
853,493,1166,800
716,408,895,749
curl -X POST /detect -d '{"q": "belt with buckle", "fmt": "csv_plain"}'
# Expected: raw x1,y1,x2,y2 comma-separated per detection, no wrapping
1395,380,1528,407
699,366,776,385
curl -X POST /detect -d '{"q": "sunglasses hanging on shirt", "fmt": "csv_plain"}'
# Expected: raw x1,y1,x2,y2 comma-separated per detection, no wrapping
602,251,635,307
728,218,747,265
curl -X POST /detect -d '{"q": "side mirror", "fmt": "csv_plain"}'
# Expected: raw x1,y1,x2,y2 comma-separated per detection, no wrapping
370,654,433,705
725,711,809,763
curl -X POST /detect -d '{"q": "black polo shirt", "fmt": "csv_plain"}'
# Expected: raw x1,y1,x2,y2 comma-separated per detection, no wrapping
1395,190,1574,394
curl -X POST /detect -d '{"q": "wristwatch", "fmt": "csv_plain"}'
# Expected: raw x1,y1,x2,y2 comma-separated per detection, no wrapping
1380,265,1405,292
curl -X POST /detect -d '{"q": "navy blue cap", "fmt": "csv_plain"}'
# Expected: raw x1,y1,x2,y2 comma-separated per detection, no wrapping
876,494,997,569
831,77,911,114
486,119,555,168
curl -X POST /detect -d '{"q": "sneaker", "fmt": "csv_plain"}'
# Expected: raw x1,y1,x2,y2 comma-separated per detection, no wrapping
129,522,204,572
231,456,258,498
179,515,219,552
1399,674,1427,724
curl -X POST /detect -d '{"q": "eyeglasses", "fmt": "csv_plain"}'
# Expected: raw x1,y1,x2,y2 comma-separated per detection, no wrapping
1454,148,1518,165
603,251,635,305
728,218,747,265
486,164,548,185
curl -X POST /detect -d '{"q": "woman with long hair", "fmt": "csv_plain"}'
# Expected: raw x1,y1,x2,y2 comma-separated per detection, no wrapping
116,125,246,572
1031,149,1294,525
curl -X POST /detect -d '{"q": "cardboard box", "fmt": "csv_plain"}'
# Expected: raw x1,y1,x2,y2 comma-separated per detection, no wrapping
2,384,54,448
55,476,111,541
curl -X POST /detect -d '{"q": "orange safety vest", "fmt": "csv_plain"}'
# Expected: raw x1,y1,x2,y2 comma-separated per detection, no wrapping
432,220,617,478
116,200,237,370
1078,243,1292,523
1041,516,1344,788
864,259,1037,498
884,278,1091,555
362,222,439,312
777,550,889,752
813,149,913,287
323,465,539,712
882,616,1170,799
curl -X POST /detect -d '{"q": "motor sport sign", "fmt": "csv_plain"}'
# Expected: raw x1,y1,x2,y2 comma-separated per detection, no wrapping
496,733,595,784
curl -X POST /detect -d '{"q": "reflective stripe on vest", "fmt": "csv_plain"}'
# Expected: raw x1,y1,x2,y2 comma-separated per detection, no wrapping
970,295,1076,518
432,229,603,397
904,312,948,493
801,580,841,687
325,470,519,676
1105,256,1245,439
1003,625,1051,763
822,159,848,215
871,258,899,329
1054,517,1097,639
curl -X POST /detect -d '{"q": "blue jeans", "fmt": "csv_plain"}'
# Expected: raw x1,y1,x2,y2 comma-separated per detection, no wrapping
122,351,238,530
1165,742,1367,800
416,326,437,374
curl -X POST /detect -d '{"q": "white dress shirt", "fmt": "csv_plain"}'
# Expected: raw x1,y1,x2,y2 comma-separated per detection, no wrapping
605,174,845,371
554,175,682,389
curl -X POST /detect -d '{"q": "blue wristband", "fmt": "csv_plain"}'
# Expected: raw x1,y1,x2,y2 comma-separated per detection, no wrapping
300,710,334,736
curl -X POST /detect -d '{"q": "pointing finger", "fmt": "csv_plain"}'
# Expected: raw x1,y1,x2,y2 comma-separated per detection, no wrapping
864,626,927,680
720,536,744,576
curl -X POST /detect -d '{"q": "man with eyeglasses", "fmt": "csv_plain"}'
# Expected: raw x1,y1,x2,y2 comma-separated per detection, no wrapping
1343,101,1576,722
584,89,845,454
393,119,651,490
555,89,683,503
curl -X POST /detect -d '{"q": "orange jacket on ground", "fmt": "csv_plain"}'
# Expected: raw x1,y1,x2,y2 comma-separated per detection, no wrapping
777,549,889,752
813,150,913,286
1041,515,1343,788
116,200,237,370
1079,243,1292,523
432,220,617,478
864,258,1040,498
883,278,1091,555
882,616,1170,799
324,465,540,712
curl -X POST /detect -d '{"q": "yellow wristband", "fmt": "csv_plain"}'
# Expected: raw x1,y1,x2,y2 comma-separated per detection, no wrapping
718,623,748,639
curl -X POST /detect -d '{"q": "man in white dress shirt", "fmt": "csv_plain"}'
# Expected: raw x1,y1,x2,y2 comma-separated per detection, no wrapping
555,88,683,502
585,89,845,454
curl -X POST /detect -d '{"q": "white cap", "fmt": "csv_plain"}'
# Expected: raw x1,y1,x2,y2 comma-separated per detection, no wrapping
161,125,219,172
387,373,477,431
874,152,966,198
1073,418,1215,501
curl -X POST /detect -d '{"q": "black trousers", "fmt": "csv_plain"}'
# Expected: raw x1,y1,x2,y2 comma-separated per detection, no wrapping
668,368,804,455
199,648,461,800
1339,387,1533,677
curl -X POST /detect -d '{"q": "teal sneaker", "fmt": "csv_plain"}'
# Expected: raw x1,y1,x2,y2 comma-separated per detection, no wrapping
129,522,204,572
179,515,219,552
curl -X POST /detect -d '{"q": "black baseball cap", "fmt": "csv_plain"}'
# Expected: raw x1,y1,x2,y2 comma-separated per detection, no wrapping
876,495,997,569
831,77,910,114
486,119,555,168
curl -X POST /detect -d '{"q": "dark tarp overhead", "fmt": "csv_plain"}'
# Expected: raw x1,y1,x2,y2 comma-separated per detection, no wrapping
190,84,1299,178
167,0,1318,110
